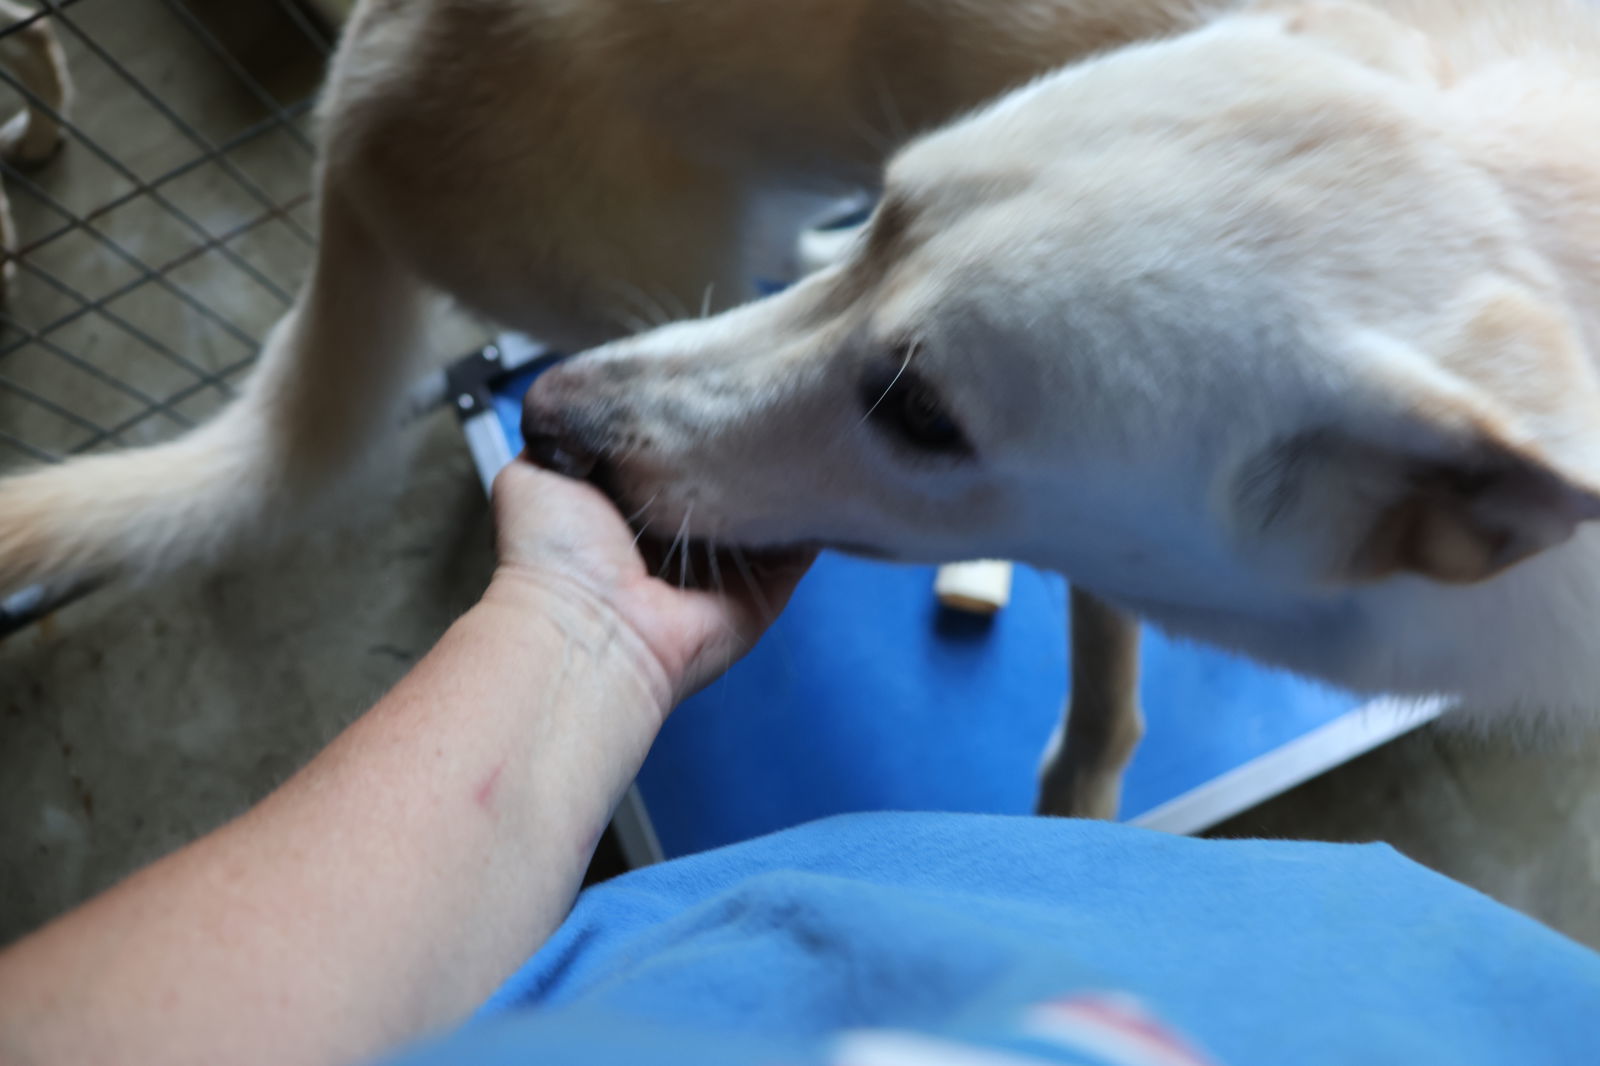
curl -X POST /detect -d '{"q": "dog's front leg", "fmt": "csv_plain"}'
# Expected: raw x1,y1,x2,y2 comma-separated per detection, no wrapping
1035,588,1143,820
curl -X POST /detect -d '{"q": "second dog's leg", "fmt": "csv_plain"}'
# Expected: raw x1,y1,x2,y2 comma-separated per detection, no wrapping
0,0,70,306
1036,588,1143,820
0,184,429,595
0,0,71,165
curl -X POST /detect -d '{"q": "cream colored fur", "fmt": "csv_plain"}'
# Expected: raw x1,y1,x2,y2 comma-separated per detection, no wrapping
524,0,1600,735
6,0,1600,809
0,0,1213,594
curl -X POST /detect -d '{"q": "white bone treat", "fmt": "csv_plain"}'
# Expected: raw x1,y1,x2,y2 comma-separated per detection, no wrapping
934,560,1014,615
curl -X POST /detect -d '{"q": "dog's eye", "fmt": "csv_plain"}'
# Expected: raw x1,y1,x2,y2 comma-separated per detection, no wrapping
860,361,971,456
895,382,964,450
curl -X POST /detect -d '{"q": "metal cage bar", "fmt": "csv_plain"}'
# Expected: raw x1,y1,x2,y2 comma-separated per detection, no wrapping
0,0,330,476
0,0,340,634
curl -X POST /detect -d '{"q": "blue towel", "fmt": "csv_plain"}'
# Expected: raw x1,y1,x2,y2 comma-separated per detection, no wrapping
386,813,1600,1065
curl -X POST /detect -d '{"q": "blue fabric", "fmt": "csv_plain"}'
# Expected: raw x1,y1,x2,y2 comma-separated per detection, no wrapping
384,813,1600,1065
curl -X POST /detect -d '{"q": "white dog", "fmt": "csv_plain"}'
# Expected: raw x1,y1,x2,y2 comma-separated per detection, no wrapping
6,0,1600,816
523,0,1600,809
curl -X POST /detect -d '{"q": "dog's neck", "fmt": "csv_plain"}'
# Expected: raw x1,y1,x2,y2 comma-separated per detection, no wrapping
1437,22,1600,373
1486,146,1600,378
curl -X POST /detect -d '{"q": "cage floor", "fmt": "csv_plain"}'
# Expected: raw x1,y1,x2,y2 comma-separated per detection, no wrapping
0,0,325,472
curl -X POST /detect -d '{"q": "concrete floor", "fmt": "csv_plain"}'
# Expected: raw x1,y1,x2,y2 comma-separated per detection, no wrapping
1212,727,1600,947
0,0,493,940
4,0,1600,956
1,412,496,941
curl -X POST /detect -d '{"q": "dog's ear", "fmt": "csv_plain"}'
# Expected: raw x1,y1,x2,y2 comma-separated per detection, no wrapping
1251,1,1443,86
1234,361,1600,587
1346,430,1600,584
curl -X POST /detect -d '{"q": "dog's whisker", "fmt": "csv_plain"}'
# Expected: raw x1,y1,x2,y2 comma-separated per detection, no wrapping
620,280,674,328
626,490,661,527
600,299,654,337
856,339,919,427
873,65,910,148
845,111,893,158
631,516,654,550
659,508,692,584
699,283,716,320
655,285,692,323
602,281,672,334
695,541,743,699
616,436,646,468
605,281,650,328
728,544,777,623
706,536,725,599
729,544,802,680
602,281,654,330
677,504,695,591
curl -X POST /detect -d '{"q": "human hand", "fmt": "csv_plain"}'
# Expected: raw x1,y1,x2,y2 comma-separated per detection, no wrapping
486,458,812,708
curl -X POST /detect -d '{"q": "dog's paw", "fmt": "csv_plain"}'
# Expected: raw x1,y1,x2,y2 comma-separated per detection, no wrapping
0,108,62,168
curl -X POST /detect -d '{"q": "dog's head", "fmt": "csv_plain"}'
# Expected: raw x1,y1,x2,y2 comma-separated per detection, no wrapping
524,2,1600,631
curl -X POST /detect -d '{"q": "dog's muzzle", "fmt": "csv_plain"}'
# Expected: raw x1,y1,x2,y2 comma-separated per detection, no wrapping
523,427,600,481
521,366,620,492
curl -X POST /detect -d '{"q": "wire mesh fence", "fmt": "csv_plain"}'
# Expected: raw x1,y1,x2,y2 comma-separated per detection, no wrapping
0,0,335,473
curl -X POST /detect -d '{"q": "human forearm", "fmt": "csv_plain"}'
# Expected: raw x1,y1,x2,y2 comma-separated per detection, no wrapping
0,576,668,1066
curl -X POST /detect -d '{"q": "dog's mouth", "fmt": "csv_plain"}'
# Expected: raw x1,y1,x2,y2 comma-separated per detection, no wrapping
631,519,897,591
633,533,818,594
818,540,896,560
618,487,904,584
526,438,898,584
645,537,907,599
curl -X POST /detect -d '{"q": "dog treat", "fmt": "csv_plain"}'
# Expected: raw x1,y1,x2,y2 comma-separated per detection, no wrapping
935,560,1013,615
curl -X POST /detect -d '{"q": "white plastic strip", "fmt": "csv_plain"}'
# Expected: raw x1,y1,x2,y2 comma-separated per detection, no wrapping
612,784,666,867
461,409,513,493
1129,695,1453,835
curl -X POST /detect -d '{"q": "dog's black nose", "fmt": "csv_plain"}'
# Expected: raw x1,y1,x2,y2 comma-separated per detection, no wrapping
523,428,600,480
521,372,604,480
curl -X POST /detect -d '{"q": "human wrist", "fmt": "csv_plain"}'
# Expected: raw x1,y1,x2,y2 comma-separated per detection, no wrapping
478,566,676,713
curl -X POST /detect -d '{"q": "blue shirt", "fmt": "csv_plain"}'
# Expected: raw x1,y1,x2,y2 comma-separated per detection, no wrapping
387,812,1600,1065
